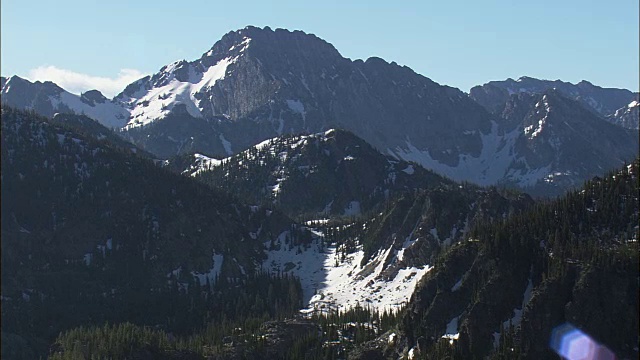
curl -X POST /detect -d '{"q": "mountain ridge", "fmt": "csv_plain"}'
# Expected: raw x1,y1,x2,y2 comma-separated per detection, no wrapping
2,27,637,198
470,76,639,129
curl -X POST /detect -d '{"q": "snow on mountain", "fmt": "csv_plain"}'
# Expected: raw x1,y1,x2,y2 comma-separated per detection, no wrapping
119,55,241,129
3,27,636,197
389,121,519,186
178,128,451,216
261,228,431,314
181,153,223,176
1,75,129,128
305,244,431,314
113,32,256,130
390,90,639,196
118,27,636,197
470,76,638,120
606,97,640,129
114,26,499,163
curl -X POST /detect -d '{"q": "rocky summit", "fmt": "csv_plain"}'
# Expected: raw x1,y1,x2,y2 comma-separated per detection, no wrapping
2,27,637,197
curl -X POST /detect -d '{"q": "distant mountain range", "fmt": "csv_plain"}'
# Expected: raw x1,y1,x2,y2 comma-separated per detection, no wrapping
470,76,638,122
2,26,638,197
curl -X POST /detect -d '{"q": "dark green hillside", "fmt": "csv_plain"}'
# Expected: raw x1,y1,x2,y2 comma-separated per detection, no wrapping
185,129,448,218
0,106,308,358
49,112,153,158
401,160,639,359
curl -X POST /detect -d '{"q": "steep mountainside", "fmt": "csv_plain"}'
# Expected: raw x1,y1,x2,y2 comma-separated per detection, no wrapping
395,160,639,359
0,76,129,128
173,129,450,217
168,128,532,317
105,27,640,196
0,106,310,358
0,106,533,359
2,28,637,197
49,112,153,157
492,90,639,196
606,98,640,129
395,90,638,197
251,180,532,320
470,76,638,122
117,26,494,165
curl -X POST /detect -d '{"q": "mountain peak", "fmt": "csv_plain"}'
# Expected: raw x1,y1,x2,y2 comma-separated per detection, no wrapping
1,75,64,102
516,75,535,82
80,89,108,106
204,25,342,63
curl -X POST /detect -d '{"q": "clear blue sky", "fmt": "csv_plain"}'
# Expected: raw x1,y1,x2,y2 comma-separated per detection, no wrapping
2,0,638,97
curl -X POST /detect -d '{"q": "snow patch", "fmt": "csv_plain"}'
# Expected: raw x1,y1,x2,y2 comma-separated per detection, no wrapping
46,91,129,128
263,234,431,315
305,244,432,314
397,236,417,262
286,99,306,126
451,277,463,292
219,134,233,155
442,314,461,344
192,253,224,286
83,253,92,266
344,201,361,216
184,153,223,176
508,277,533,327
402,164,415,175
389,121,519,186
124,57,237,128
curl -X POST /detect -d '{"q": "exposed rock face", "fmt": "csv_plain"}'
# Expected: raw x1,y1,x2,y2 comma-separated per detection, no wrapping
117,26,493,164
495,90,638,196
80,90,109,106
1,76,65,117
606,98,639,129
470,76,638,121
2,28,637,196
114,27,637,196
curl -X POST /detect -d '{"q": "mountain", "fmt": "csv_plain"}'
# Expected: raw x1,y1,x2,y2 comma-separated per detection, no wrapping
0,75,129,128
168,128,533,316
113,27,640,196
116,26,494,165
4,102,634,359
0,105,532,359
491,89,639,196
172,129,450,217
396,160,639,359
343,160,638,359
470,76,638,123
0,106,310,358
606,98,640,129
2,27,637,198
49,112,153,157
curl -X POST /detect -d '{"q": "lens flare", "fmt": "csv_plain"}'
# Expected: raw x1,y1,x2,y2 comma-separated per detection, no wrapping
550,323,615,360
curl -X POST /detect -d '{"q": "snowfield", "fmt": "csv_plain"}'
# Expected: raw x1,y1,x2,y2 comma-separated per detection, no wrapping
261,229,432,314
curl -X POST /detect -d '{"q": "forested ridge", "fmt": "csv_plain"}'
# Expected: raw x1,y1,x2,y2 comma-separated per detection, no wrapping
1,107,306,359
1,106,637,359
401,159,639,359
